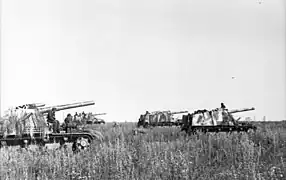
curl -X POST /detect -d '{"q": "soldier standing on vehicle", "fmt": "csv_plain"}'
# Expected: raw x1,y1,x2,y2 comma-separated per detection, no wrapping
64,113,73,133
47,108,60,133
82,111,87,124
77,113,82,124
73,112,78,121
221,103,226,109
82,111,86,119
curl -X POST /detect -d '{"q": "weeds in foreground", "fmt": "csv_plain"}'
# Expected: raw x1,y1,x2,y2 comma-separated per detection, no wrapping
0,122,285,180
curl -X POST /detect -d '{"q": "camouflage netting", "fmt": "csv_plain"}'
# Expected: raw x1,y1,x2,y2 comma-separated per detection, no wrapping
191,108,237,126
148,111,173,124
0,108,48,137
191,109,223,126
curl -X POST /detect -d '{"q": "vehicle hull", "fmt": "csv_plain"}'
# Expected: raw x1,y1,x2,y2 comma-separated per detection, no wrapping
0,131,95,149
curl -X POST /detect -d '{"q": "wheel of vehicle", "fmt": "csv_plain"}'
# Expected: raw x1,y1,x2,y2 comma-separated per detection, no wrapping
20,139,29,149
72,136,91,153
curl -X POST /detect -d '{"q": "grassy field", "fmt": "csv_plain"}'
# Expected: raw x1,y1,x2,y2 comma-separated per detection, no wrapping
0,121,286,180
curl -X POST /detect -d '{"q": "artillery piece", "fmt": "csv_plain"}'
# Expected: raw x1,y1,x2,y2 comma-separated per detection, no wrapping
137,110,188,128
38,101,95,114
181,103,257,134
0,100,102,152
86,113,106,125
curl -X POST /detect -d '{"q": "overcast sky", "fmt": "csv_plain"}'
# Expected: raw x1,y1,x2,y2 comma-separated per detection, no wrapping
1,0,285,122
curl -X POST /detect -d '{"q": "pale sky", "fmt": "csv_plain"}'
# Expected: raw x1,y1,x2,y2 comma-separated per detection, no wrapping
1,0,285,122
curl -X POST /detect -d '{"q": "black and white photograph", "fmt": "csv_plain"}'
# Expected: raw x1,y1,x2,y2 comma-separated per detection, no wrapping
0,0,285,179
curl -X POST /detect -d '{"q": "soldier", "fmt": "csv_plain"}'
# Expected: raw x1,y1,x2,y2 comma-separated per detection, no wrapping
64,113,73,133
221,103,226,109
79,111,86,123
82,111,86,119
47,108,60,133
78,113,82,123
73,112,78,122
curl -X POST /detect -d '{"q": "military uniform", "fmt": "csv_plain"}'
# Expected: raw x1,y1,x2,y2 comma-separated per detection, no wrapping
47,108,60,133
64,114,73,133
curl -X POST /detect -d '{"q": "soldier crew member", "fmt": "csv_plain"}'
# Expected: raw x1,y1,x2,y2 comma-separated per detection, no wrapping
64,113,73,133
47,107,60,133
221,103,226,109
73,112,78,122
82,111,86,119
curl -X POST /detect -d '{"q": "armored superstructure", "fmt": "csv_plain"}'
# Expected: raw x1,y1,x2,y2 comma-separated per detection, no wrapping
181,103,256,134
0,100,102,152
137,110,188,128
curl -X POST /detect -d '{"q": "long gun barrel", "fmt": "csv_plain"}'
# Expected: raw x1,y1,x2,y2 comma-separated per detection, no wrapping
229,107,255,114
170,111,189,115
39,101,95,114
31,103,46,108
93,113,107,116
150,110,188,115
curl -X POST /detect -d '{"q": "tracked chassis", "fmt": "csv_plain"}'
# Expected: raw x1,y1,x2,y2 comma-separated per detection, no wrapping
0,129,96,152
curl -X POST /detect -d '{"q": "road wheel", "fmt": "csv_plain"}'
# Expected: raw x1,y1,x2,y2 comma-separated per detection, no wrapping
20,140,29,149
72,137,91,153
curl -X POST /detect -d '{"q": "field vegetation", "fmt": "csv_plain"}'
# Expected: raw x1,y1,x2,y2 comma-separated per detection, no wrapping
0,121,286,180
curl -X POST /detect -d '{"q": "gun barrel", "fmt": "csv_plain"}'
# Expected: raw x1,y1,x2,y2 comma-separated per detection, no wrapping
93,113,107,116
171,111,189,115
39,101,95,114
32,103,46,108
150,110,188,115
229,107,255,114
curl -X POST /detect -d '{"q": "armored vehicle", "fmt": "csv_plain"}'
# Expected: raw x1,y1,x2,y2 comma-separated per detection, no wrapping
181,103,257,134
137,110,188,128
0,101,103,152
86,113,106,124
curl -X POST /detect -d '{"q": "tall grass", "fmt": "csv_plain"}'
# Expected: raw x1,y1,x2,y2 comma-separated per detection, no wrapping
0,122,285,180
